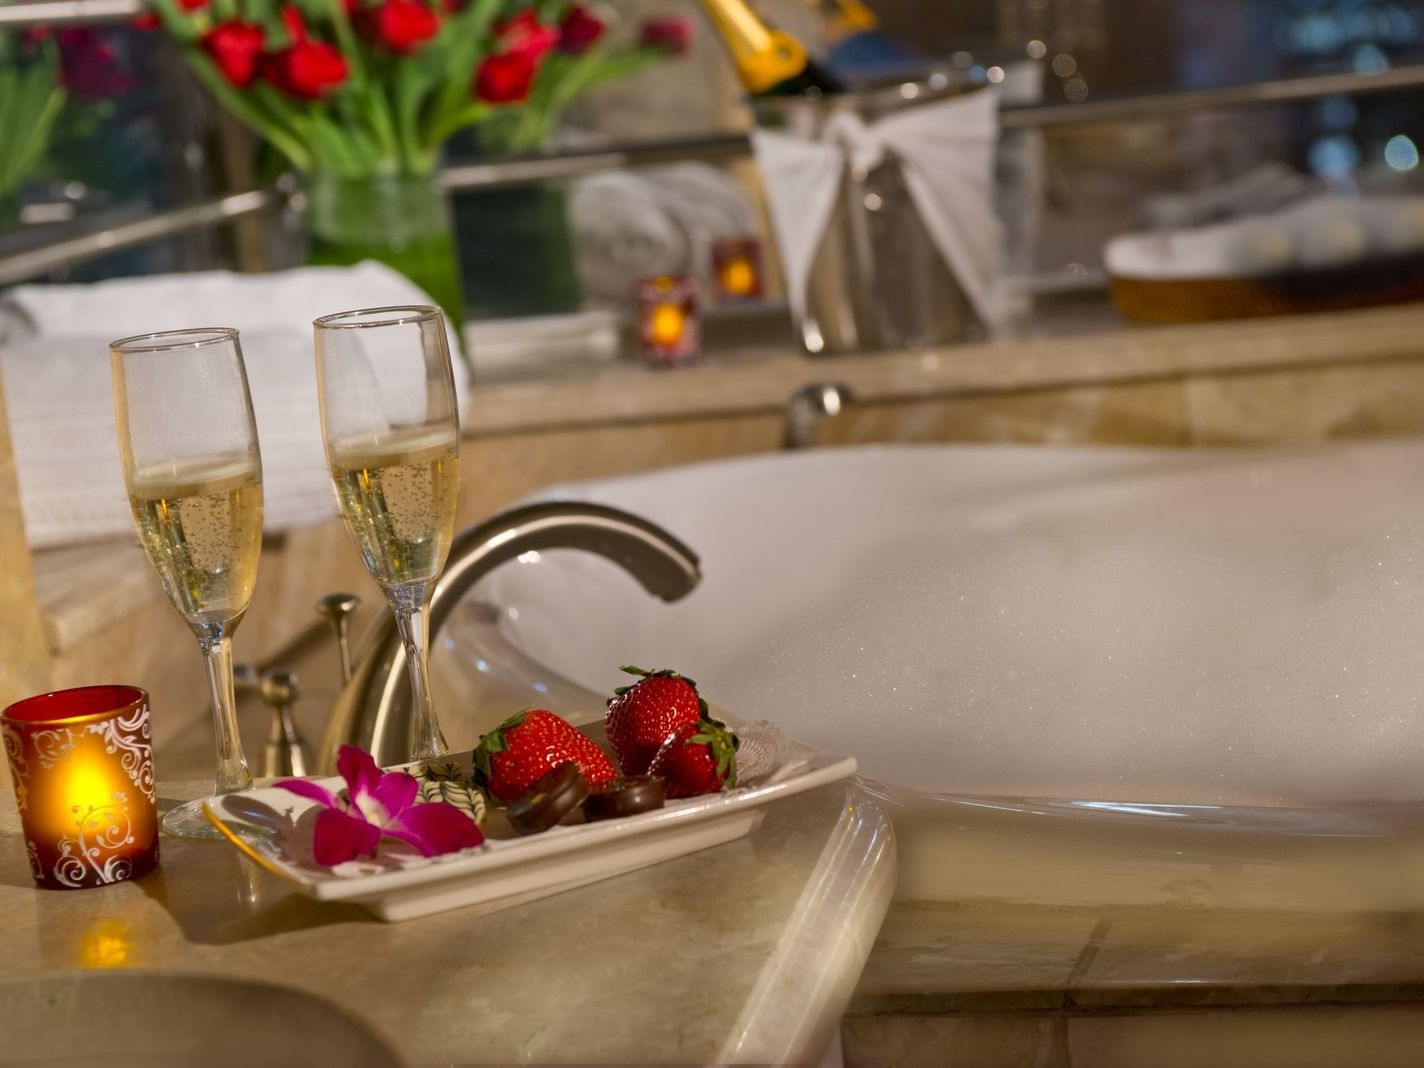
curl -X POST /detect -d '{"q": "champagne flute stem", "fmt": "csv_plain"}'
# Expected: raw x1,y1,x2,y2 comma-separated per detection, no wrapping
391,584,447,761
198,629,254,794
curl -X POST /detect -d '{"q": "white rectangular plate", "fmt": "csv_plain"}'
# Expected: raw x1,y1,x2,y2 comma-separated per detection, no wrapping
204,742,856,922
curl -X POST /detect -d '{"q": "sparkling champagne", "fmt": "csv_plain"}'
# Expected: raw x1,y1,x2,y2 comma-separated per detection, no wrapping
328,427,460,588
128,456,263,627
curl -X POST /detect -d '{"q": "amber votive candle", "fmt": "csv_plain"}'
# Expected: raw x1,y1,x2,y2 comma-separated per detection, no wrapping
2,685,159,890
638,274,700,365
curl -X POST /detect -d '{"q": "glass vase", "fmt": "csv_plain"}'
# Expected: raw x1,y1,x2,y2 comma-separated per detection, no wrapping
303,171,465,332
453,183,582,320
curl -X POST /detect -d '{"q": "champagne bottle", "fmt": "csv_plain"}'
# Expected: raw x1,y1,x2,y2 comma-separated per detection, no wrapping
812,0,926,81
696,0,845,96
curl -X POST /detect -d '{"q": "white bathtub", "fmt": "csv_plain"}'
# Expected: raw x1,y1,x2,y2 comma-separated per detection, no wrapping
465,439,1424,809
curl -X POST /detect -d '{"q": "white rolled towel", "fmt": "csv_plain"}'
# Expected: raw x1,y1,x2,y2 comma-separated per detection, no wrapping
0,261,469,549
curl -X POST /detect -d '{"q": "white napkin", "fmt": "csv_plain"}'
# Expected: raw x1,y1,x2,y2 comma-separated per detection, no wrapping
751,87,1003,329
0,262,470,549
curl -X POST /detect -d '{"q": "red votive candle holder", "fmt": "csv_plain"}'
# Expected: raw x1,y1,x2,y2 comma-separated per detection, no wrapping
638,275,701,365
711,236,764,302
2,685,159,890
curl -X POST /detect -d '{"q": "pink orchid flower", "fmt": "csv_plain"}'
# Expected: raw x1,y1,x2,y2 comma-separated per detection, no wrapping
277,746,484,866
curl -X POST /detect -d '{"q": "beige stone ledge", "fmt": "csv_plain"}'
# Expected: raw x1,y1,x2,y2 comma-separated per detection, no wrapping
464,303,1424,437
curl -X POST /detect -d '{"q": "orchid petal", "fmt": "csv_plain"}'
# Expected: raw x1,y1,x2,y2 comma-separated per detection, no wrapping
383,802,485,857
370,769,419,823
337,745,383,805
312,807,382,866
275,778,340,810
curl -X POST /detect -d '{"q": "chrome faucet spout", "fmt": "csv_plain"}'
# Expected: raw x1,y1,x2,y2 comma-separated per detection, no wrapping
319,501,701,769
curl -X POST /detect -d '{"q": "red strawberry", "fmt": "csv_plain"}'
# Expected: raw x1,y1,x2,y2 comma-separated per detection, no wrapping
473,709,616,802
605,665,708,776
648,716,739,799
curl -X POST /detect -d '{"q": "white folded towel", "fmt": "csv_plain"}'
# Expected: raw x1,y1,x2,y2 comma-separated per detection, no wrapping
0,262,470,549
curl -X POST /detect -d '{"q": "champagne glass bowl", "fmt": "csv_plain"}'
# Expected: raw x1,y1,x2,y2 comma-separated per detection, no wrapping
110,327,262,838
314,305,461,762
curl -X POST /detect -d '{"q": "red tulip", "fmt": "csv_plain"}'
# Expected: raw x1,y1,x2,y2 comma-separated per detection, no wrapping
178,0,209,10
56,28,137,97
639,16,690,55
361,0,440,54
474,49,538,103
473,10,558,104
202,20,266,88
558,5,604,55
264,41,349,99
494,10,559,63
263,7,349,99
130,11,161,29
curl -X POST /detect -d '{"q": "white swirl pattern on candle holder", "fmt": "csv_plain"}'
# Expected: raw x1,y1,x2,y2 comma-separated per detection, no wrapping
1,721,26,780
84,703,155,803
32,728,77,769
54,796,137,888
2,722,28,814
25,839,41,881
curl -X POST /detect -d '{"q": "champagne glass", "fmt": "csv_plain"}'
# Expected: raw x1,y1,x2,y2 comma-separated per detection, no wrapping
110,328,261,838
313,306,461,761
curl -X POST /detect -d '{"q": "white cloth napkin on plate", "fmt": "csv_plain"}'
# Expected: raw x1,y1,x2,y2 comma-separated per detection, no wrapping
750,87,1003,329
0,261,469,549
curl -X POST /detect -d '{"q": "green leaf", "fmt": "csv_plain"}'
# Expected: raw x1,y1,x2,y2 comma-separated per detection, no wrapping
394,55,434,171
189,58,315,171
427,0,502,129
147,0,204,42
3,86,65,198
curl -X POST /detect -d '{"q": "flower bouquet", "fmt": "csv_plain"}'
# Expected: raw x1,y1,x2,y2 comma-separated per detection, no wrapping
145,0,688,321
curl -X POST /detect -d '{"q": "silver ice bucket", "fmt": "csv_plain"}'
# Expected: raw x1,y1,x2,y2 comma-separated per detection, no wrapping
753,76,986,355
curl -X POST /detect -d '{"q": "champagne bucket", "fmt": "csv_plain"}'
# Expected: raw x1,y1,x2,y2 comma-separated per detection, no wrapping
753,76,985,355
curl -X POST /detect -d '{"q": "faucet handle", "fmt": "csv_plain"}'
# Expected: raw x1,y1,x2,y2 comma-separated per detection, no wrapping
233,663,262,693
315,592,361,684
785,382,853,450
258,669,311,778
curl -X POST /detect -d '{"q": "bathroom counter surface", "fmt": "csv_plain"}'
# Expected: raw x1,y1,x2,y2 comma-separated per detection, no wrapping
463,302,1424,436
0,779,894,1064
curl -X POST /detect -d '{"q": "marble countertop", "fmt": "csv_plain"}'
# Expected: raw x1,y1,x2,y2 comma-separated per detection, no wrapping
0,780,895,1065
463,302,1424,437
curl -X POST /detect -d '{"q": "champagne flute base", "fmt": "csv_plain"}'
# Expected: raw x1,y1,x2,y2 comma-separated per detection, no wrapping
162,798,225,839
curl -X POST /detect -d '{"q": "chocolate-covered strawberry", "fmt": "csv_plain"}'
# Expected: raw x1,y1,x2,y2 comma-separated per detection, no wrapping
473,709,616,802
605,665,707,775
647,715,739,799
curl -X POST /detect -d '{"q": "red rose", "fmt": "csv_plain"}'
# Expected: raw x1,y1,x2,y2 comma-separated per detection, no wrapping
558,5,604,55
474,49,538,103
202,20,266,87
361,0,440,53
494,10,559,62
639,16,690,55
